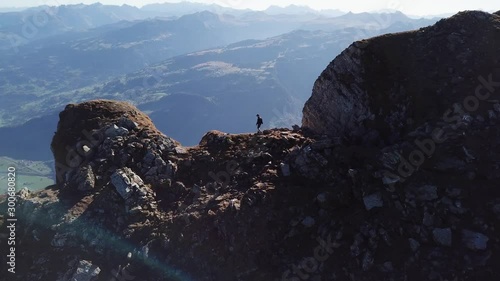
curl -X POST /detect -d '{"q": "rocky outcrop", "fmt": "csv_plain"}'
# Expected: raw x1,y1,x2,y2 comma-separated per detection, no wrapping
2,11,500,281
50,99,179,190
303,11,500,145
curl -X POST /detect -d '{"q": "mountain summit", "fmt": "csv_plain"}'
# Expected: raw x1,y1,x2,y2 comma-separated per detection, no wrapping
1,11,500,281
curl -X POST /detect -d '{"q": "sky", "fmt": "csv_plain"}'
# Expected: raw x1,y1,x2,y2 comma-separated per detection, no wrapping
0,0,497,16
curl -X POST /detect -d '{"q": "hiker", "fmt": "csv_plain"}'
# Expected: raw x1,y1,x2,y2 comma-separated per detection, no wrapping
256,114,263,132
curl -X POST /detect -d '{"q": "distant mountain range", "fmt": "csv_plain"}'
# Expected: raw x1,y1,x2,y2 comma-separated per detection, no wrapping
0,2,443,51
0,2,341,50
0,3,147,49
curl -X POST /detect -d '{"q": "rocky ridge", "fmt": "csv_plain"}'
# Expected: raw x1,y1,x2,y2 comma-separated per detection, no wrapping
1,10,500,281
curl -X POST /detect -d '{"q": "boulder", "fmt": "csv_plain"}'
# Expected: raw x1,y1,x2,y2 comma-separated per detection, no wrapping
105,124,129,138
111,168,145,200
70,260,101,281
433,228,452,247
363,192,383,211
462,230,489,250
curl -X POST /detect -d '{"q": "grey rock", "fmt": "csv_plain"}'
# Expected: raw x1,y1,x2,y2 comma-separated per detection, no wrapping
172,181,187,194
154,156,167,168
382,173,400,185
423,212,434,226
18,187,30,200
105,124,129,138
259,152,273,162
462,230,489,250
363,193,383,211
414,185,438,201
280,162,291,176
462,146,476,161
118,117,138,130
71,260,101,281
290,144,331,179
143,150,157,166
362,251,374,271
111,168,144,200
379,151,402,171
76,165,95,191
292,152,319,178
488,110,497,120
165,160,177,179
157,136,178,153
350,233,364,257
310,151,328,166
432,228,452,247
82,145,92,154
145,166,158,176
317,193,327,203
494,103,500,113
462,114,473,123
316,192,334,209
409,238,420,252
302,216,315,228
492,203,500,216
174,146,188,154
381,261,394,272
446,187,462,198
311,139,336,150
51,232,70,247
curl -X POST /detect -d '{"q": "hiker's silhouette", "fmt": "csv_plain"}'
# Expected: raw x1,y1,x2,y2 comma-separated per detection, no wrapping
256,114,263,132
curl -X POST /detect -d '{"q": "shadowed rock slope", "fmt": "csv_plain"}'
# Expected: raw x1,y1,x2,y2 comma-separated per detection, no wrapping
303,10,500,145
2,10,500,281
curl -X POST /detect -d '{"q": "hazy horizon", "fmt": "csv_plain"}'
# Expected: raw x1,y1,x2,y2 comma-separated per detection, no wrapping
0,0,497,17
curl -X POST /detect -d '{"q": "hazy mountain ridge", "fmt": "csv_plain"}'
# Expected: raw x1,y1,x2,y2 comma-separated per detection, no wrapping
0,2,439,51
0,3,148,49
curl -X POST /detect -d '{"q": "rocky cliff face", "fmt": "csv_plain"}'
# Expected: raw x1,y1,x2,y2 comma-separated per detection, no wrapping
303,11,500,145
2,10,500,281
